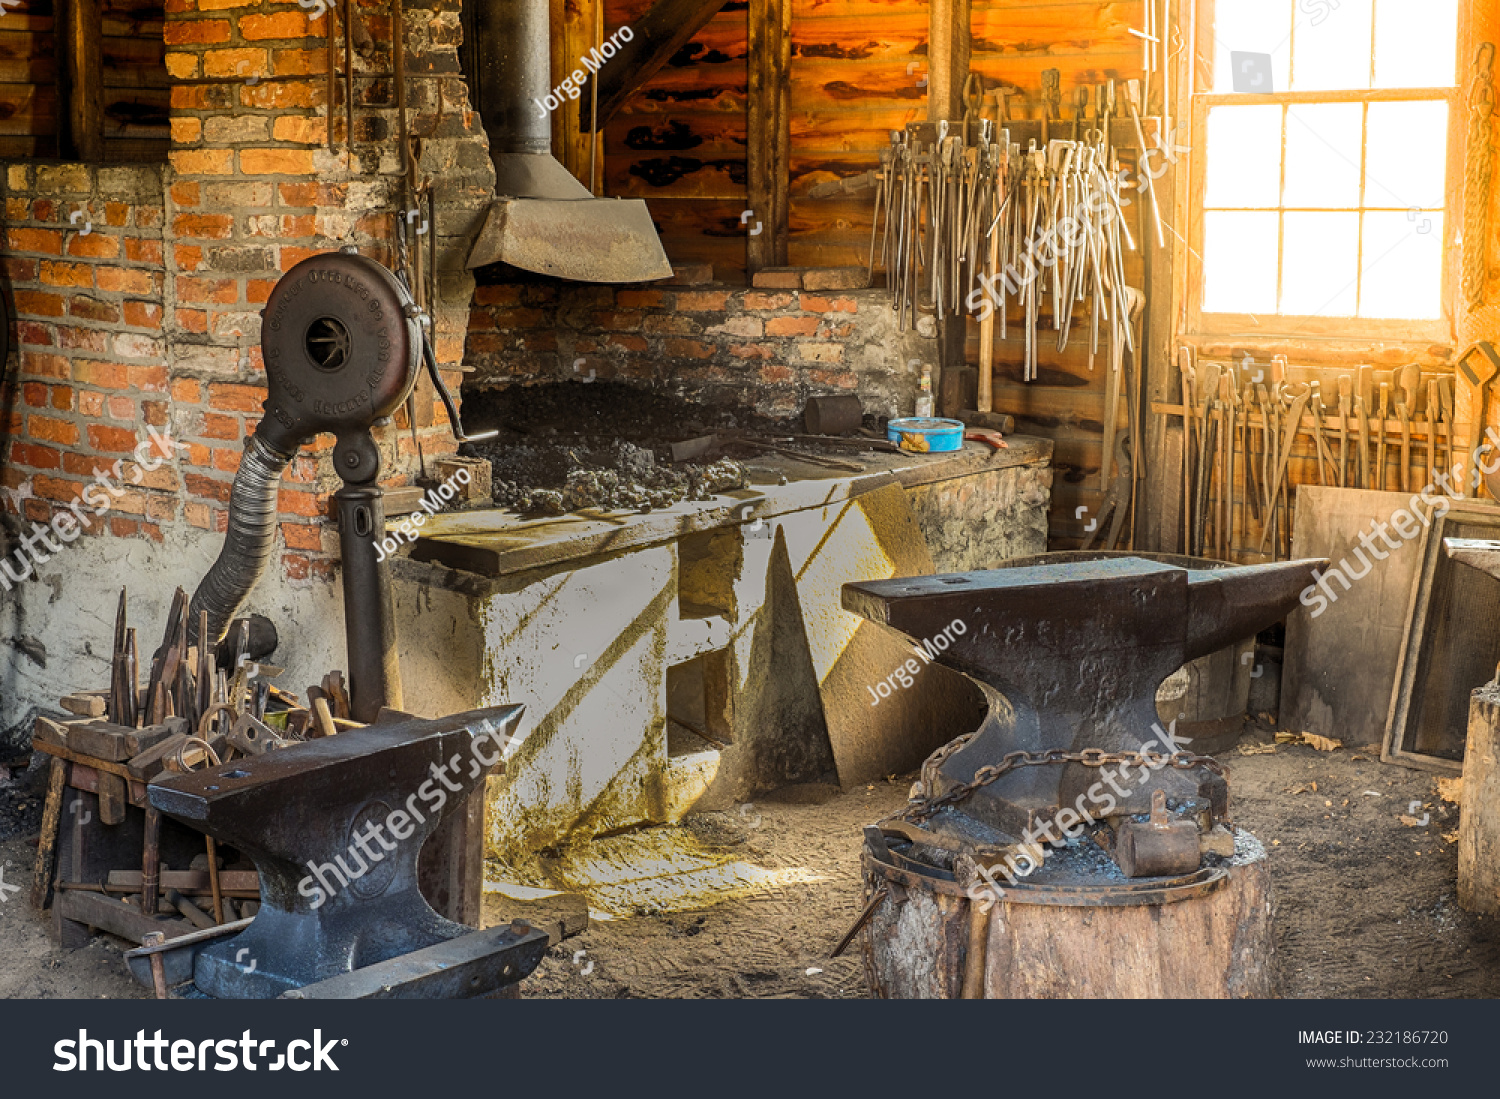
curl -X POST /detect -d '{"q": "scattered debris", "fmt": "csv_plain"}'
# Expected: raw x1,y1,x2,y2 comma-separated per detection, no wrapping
1239,742,1277,756
1437,776,1463,805
1274,731,1342,751
1443,831,1460,845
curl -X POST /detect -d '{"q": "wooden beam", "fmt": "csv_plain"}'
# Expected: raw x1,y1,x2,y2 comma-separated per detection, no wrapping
578,0,734,132
746,0,790,273
928,0,969,413
59,0,103,161
926,0,970,123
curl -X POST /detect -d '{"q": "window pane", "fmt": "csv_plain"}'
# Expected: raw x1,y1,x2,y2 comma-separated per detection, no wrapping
1213,0,1293,93
1204,105,1283,208
1282,212,1359,315
1359,210,1444,318
1283,103,1362,208
1204,211,1280,314
1374,0,1458,88
1291,0,1372,91
1364,101,1448,209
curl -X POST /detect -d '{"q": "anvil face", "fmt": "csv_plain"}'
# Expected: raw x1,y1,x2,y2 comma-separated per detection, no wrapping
843,557,1326,837
150,706,523,999
1445,537,1500,581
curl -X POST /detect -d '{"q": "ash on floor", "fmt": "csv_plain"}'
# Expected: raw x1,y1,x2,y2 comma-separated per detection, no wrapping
4,723,1498,999
497,725,1500,1000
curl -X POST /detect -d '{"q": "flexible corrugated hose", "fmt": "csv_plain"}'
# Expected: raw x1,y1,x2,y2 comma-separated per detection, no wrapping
187,431,294,646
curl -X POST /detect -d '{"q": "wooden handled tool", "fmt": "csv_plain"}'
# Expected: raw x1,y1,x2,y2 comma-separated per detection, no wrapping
1356,365,1374,490
1179,348,1196,553
1427,377,1441,488
1337,375,1352,488
1397,364,1419,493
1458,342,1500,498
1376,381,1390,492
1439,375,1455,482
1259,383,1313,555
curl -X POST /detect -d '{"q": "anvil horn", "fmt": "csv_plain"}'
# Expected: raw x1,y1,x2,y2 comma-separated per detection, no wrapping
1184,559,1327,659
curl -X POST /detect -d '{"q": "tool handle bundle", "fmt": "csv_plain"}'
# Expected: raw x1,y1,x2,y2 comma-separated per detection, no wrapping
871,117,1137,382
1176,354,1468,562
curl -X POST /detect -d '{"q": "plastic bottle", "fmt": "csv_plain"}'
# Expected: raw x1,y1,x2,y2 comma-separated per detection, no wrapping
914,364,934,418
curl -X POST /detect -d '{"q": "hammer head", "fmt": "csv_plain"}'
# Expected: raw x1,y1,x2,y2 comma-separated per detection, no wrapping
843,557,1325,836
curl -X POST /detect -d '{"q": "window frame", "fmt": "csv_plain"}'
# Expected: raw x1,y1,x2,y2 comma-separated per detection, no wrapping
1183,0,1469,348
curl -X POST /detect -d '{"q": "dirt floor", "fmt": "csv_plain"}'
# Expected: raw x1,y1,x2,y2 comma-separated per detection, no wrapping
2,718,1498,999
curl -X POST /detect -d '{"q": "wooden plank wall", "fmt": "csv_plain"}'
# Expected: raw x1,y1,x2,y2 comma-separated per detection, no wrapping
965,0,1149,547
0,0,167,161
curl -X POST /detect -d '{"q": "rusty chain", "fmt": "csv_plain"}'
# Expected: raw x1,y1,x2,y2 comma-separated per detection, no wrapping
895,744,1226,824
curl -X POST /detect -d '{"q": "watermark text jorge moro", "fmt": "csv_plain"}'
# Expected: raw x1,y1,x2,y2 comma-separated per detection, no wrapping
868,618,967,706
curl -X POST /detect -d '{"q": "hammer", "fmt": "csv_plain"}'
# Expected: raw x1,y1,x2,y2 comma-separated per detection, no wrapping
1458,342,1500,498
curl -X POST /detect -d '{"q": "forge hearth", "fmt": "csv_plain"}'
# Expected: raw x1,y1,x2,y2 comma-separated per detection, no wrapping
390,432,1053,862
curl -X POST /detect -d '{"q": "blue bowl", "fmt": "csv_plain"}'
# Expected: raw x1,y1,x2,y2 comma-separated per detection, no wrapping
887,416,964,453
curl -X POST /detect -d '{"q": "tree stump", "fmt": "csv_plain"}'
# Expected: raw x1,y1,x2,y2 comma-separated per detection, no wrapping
1459,680,1500,914
861,831,1273,999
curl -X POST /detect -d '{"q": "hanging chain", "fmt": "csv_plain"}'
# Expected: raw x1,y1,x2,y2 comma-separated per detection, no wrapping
896,745,1225,825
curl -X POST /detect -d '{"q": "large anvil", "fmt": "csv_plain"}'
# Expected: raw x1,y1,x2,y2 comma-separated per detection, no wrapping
843,557,1326,837
149,706,544,999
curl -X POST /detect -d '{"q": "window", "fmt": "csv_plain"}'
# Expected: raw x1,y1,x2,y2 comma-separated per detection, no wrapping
1190,0,1461,336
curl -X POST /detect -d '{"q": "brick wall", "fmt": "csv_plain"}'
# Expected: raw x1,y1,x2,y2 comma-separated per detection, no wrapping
1,0,497,582
466,269,937,421
0,164,174,542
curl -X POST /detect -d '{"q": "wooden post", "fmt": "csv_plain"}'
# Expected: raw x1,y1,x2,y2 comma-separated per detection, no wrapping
58,0,103,162
1459,678,1500,914
30,757,69,910
746,0,791,273
927,0,970,415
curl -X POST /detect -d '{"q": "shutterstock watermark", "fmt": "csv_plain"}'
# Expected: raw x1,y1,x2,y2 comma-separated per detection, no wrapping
1,425,188,591
867,618,968,706
1298,429,1500,618
962,719,1192,911
297,716,517,909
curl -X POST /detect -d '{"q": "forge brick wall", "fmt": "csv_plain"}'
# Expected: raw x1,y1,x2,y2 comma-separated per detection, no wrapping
0,164,175,543
1,0,497,582
466,273,936,421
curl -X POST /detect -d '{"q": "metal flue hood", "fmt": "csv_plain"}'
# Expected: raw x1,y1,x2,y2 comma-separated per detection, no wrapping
465,0,672,283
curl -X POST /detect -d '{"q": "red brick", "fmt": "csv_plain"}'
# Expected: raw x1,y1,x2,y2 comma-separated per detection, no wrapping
164,18,231,44
800,294,859,313
272,116,325,145
125,239,165,265
129,365,169,391
663,338,715,360
277,181,318,207
13,291,67,318
177,277,238,304
277,488,322,517
241,11,316,39
604,334,648,353
66,233,120,260
34,474,85,504
212,447,241,473
185,473,233,504
676,291,730,312
170,148,236,176
87,424,139,453
7,228,62,255
20,382,46,407
72,361,129,389
729,344,773,360
473,285,522,307
759,364,795,384
744,292,794,310
172,378,202,403
107,396,136,420
96,267,153,294
29,415,79,445
11,442,61,469
49,385,73,411
174,213,234,240
201,412,240,440
209,383,265,412
1,257,38,281
592,311,643,332
104,202,130,228
766,315,820,337
240,148,316,175
77,391,104,416
281,522,323,551
69,296,121,324
21,351,70,378
58,328,109,354
39,261,93,288
176,308,209,333
617,290,667,309
123,300,162,328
